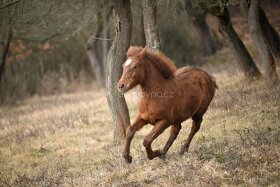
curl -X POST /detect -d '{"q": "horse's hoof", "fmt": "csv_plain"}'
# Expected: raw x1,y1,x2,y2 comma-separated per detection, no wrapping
159,153,166,159
123,155,132,163
179,149,188,156
158,150,166,159
154,150,166,159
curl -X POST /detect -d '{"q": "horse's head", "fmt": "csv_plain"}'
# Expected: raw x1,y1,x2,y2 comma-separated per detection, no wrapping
118,46,147,93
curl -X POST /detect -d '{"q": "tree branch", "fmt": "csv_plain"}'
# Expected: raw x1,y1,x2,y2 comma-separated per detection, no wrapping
86,9,104,49
14,32,61,43
91,36,113,41
0,0,18,10
184,0,192,10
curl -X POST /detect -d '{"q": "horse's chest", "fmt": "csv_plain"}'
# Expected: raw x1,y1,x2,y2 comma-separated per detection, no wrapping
138,99,172,124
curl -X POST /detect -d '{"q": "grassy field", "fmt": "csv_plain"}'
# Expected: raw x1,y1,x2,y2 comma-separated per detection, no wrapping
0,50,280,186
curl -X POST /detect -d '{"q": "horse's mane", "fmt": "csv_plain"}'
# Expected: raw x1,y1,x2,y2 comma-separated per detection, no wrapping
127,46,177,79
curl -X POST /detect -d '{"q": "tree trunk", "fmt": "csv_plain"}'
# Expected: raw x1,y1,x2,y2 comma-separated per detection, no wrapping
248,0,278,84
240,1,248,18
205,14,226,50
193,14,216,55
102,2,112,76
139,11,146,46
216,7,261,80
106,0,132,143
142,0,160,50
0,28,12,86
87,42,105,88
260,8,280,59
87,11,105,88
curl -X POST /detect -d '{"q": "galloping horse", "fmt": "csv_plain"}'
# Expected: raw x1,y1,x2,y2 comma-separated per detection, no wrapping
118,46,217,163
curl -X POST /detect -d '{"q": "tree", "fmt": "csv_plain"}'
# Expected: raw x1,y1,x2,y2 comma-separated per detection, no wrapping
191,13,216,55
238,1,280,59
86,10,105,88
87,40,105,88
86,2,113,89
185,0,261,80
0,0,100,102
87,5,110,88
0,27,12,85
216,4,261,79
102,1,113,77
130,0,146,46
248,0,278,84
142,0,160,50
259,8,280,59
106,0,132,143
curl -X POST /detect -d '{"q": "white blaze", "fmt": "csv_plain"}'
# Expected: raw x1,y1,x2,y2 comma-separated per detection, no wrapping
124,58,132,66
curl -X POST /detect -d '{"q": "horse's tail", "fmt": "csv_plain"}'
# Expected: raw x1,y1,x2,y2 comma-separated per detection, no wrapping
210,75,218,90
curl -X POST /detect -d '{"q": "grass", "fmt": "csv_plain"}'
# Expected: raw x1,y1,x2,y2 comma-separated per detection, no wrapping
0,51,280,186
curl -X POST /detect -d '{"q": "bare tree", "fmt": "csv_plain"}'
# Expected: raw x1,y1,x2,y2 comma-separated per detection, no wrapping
86,2,113,89
87,40,105,88
239,1,280,59
0,27,12,85
102,2,113,76
87,10,105,88
215,5,261,79
0,0,108,103
185,0,261,80
248,0,278,84
259,8,280,59
106,0,132,143
192,13,216,55
142,0,160,50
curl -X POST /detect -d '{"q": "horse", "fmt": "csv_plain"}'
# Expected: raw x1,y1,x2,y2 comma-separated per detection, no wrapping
118,46,218,163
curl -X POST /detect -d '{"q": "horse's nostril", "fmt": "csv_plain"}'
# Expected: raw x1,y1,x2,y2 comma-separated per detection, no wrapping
119,84,125,89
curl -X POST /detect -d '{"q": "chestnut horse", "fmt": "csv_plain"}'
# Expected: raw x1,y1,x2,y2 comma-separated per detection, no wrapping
118,46,217,163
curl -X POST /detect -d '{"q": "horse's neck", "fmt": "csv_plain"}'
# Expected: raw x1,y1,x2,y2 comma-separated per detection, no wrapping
140,60,166,93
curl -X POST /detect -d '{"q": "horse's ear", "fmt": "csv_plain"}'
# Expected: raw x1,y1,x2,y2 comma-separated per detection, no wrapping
138,46,148,59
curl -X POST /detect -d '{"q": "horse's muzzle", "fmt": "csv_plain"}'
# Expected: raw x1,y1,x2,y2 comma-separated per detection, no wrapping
118,83,127,93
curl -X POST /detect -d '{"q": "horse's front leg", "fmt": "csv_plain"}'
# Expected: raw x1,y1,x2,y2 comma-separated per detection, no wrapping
123,114,147,163
143,120,169,160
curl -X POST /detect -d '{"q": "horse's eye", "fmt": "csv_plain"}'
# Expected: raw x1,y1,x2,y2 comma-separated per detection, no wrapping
133,65,137,69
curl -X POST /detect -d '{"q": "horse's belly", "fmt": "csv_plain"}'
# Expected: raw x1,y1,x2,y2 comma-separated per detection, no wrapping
139,103,173,124
138,95,200,124
139,110,167,125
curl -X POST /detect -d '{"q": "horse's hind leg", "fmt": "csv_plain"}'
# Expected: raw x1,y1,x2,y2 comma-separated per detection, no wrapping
161,123,182,157
143,120,169,160
179,115,202,155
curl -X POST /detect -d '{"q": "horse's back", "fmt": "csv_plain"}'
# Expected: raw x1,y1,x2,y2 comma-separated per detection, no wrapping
176,66,210,80
176,66,216,91
175,66,217,116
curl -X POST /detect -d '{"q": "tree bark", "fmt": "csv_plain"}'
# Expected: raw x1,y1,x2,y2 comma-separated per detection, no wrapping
193,14,216,55
102,2,112,76
0,28,12,86
106,0,132,143
259,8,280,59
240,1,248,18
87,11,105,88
87,42,105,88
248,0,278,84
139,10,146,46
142,0,160,50
216,7,261,80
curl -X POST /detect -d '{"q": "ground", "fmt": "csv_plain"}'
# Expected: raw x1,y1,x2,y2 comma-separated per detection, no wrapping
0,49,280,186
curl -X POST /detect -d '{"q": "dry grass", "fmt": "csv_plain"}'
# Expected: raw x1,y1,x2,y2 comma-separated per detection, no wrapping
0,50,280,186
